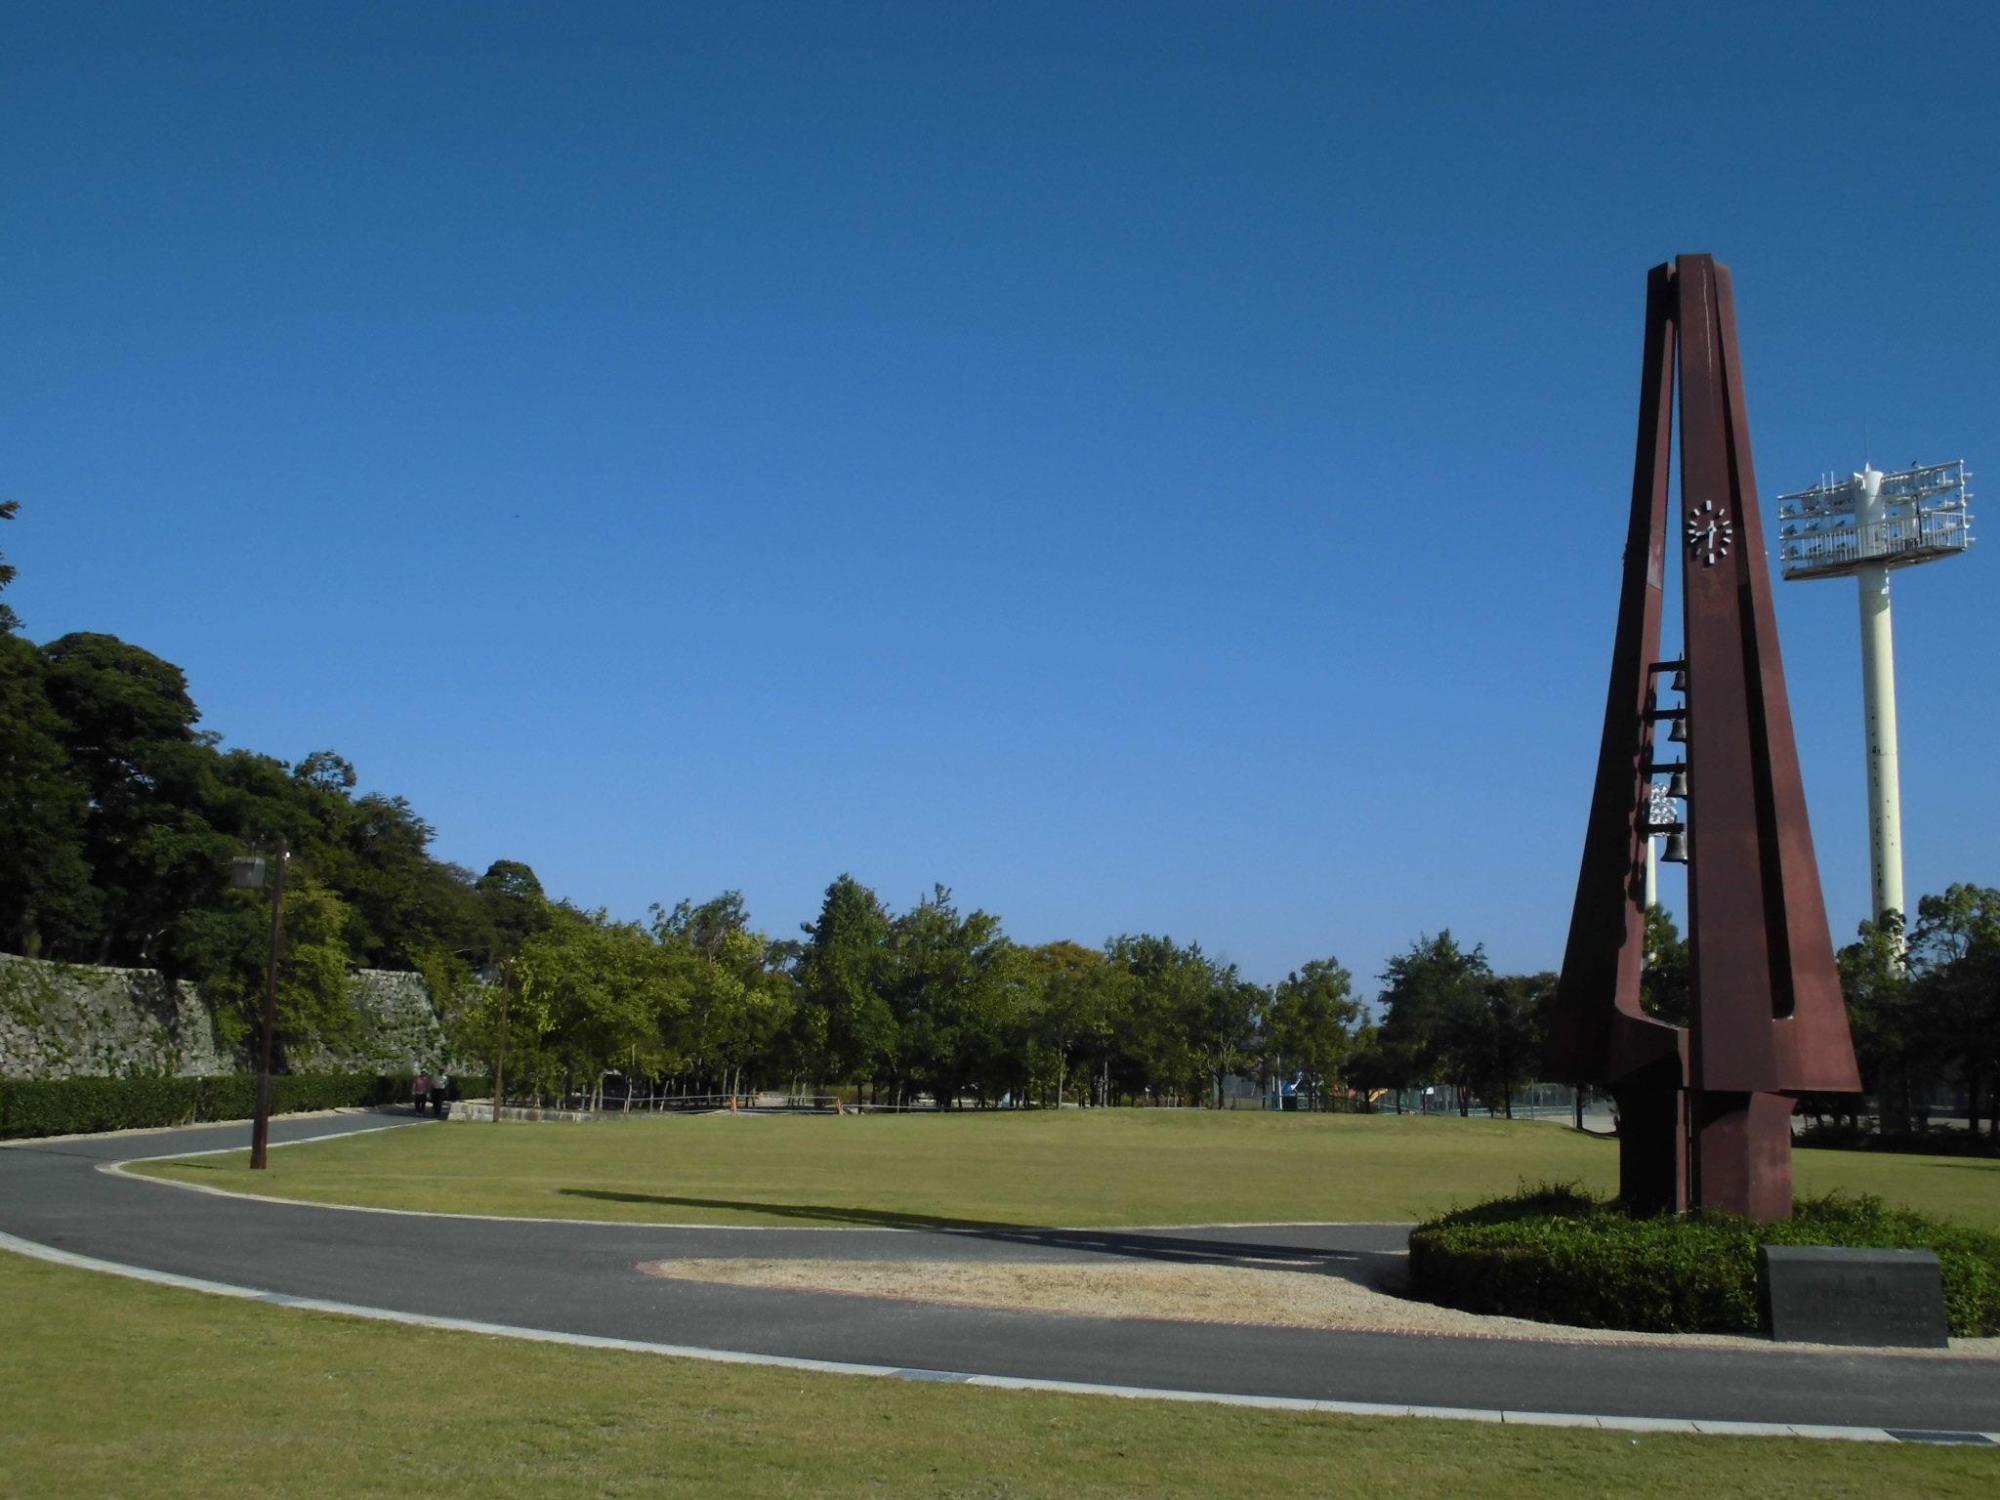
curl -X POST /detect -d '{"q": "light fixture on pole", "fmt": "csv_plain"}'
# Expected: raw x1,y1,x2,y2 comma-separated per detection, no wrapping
1776,460,1974,929
231,836,290,1170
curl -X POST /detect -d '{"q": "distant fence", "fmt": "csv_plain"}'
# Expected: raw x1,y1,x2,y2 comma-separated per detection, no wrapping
527,1092,849,1117
467,1083,1617,1123
499,1091,1069,1118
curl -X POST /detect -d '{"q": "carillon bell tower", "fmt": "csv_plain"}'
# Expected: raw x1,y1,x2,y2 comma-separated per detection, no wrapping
1546,256,1861,1221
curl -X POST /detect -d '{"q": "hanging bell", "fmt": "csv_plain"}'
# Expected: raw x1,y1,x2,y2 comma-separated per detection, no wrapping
1668,715,1688,742
1671,669,1687,693
1661,831,1689,863
1667,770,1689,799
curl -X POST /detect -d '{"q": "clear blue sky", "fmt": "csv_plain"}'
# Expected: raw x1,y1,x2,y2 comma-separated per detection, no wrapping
5,2,1994,995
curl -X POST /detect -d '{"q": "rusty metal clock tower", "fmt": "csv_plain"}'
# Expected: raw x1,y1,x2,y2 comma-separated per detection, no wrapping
1546,256,1861,1221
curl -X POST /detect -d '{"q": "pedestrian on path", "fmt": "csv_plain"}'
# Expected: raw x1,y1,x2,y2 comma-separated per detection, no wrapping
413,1069,431,1116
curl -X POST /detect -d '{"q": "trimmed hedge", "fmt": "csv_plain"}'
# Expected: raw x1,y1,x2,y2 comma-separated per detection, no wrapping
0,1072,457,1140
1408,1184,2000,1338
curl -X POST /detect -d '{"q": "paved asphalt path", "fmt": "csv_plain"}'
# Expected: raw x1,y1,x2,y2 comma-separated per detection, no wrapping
4,1111,1997,1436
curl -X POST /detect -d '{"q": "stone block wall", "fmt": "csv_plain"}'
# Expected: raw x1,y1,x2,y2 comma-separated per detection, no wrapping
0,953,454,1080
0,952,233,1079
295,970,450,1075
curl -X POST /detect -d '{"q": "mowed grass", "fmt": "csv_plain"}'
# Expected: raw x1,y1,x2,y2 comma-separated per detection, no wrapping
2,1251,1994,1499
137,1109,2000,1230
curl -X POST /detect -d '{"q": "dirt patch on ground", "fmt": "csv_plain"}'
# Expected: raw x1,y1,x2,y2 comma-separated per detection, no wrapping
636,1255,2000,1358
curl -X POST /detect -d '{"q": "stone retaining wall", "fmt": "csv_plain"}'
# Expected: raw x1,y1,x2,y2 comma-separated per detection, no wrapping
0,953,232,1079
0,953,452,1080
293,969,450,1076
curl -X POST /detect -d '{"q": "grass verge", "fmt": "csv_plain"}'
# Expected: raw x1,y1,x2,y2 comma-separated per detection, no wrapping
134,1110,2000,1231
2,1249,1995,1498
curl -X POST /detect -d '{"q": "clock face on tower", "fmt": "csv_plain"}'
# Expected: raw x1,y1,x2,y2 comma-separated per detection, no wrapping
1686,498,1735,567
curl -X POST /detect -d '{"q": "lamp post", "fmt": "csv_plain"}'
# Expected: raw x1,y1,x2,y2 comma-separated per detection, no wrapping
493,959,511,1125
231,836,290,1170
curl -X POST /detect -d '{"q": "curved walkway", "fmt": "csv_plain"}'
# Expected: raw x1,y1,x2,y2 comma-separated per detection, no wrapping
3,1112,1997,1444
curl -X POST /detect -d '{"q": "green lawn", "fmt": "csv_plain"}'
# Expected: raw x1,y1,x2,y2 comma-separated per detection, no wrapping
2,1250,1992,1498
136,1108,2000,1230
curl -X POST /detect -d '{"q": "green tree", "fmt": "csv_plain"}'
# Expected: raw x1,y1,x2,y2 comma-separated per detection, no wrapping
1266,956,1363,1108
793,875,896,1092
652,892,794,1099
1105,935,1243,1105
0,633,95,954
1027,941,1121,1106
1344,1021,1401,1111
1474,971,1553,1118
1639,904,1692,1028
1909,885,2000,1137
516,915,686,1106
1834,911,1913,1129
1377,931,1493,1115
0,498,20,635
339,793,490,969
477,859,553,959
883,886,1013,1108
180,872,360,1064
39,632,229,972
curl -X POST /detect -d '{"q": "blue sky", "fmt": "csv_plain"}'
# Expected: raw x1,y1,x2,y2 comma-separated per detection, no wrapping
5,2,1994,994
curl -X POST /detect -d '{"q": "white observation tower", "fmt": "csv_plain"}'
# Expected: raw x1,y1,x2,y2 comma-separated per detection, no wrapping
1775,460,1974,926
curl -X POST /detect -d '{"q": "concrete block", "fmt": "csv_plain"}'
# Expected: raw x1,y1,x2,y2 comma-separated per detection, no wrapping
1759,1245,1949,1348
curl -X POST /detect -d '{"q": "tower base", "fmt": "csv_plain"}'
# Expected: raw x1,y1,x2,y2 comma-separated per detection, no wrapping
1694,1091,1793,1221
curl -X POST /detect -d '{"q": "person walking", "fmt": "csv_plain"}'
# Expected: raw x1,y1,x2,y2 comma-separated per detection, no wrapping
413,1069,431,1117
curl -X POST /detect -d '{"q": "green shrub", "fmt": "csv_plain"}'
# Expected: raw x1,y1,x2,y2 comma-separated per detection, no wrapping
0,1072,445,1139
1408,1184,2000,1338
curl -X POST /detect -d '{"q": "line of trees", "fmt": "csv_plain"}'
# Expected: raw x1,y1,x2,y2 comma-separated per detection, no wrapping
449,883,1573,1115
440,878,1360,1111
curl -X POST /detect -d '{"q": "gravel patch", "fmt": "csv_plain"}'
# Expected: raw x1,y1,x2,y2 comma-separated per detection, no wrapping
637,1255,2000,1359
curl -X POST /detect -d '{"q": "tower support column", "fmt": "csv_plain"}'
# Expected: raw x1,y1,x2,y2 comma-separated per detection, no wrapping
1858,558,1904,927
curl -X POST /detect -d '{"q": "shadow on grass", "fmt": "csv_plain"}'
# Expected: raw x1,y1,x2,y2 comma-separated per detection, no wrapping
559,1190,1406,1285
565,1191,1009,1232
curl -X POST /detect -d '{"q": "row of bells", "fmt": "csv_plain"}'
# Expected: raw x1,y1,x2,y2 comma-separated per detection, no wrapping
1651,664,1689,863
